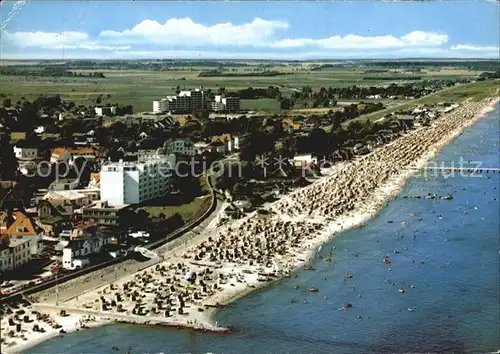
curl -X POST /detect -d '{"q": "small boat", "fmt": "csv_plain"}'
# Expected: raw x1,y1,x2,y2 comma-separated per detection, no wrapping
441,195,453,200
398,289,405,293
382,257,391,264
324,258,332,262
257,276,269,282
408,308,415,312
304,265,316,271
308,287,319,292
345,274,353,279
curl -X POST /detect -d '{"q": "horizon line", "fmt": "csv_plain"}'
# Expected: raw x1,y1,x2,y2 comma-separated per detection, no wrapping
0,57,498,62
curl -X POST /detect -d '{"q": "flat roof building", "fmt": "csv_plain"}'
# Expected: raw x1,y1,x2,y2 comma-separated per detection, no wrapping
100,156,174,206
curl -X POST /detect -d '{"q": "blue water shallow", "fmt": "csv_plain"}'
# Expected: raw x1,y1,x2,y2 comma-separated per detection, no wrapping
27,105,500,354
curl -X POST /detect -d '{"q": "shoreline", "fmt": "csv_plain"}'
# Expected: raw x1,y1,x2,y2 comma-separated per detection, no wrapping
2,97,498,354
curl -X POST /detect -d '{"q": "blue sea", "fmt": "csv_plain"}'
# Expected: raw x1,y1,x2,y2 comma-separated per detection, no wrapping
27,105,500,354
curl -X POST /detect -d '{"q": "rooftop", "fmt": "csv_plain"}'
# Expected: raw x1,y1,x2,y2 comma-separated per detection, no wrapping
44,190,87,201
8,238,31,248
6,210,43,236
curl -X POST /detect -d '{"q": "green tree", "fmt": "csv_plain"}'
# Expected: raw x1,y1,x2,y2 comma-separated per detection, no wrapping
308,128,329,157
2,98,11,107
277,135,297,158
280,98,293,110
0,139,18,180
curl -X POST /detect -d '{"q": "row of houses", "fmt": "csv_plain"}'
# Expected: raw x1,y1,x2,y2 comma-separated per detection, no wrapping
1,189,125,272
5,109,245,272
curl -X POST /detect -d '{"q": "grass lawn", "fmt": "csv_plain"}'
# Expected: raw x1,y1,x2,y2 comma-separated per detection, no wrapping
241,98,281,112
140,195,212,223
138,174,212,224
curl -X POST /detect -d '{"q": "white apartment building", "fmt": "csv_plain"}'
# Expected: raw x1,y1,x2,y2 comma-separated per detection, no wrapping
153,99,170,114
221,97,241,112
95,106,117,117
153,88,204,113
214,95,241,112
100,158,174,206
211,101,225,112
153,100,162,114
175,94,192,112
188,89,204,110
165,139,196,157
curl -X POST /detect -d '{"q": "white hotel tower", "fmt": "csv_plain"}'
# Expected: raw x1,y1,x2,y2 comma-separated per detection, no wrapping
100,154,175,206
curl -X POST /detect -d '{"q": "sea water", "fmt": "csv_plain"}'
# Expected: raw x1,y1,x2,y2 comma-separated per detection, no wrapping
27,104,500,354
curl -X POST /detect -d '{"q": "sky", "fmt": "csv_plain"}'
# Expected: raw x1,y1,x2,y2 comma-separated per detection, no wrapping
0,1,499,60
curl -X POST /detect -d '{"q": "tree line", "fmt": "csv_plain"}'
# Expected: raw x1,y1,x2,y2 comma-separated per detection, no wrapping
0,68,105,78
198,70,287,77
363,76,422,81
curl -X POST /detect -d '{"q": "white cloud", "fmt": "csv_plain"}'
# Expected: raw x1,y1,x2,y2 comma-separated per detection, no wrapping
2,30,130,51
272,31,447,49
0,19,450,53
53,44,132,51
2,17,496,59
450,44,499,52
99,17,289,46
99,19,447,50
400,31,448,46
3,31,89,48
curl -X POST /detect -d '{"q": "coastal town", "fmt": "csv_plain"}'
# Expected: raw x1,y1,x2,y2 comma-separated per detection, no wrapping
1,56,499,352
1,0,499,351
0,59,494,352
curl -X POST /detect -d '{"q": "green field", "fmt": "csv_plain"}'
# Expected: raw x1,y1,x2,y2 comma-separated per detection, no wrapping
241,98,281,112
0,66,483,112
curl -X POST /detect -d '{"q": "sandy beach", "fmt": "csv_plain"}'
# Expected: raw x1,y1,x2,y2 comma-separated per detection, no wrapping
2,96,498,354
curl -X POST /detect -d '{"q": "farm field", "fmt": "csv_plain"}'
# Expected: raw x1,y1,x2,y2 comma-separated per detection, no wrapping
0,66,484,112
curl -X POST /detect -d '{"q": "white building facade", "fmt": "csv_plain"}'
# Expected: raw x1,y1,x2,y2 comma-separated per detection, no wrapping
165,139,196,157
13,146,38,160
153,88,205,113
95,106,117,117
100,157,174,206
213,95,241,112
153,99,170,114
62,236,111,270
221,97,241,112
0,239,31,272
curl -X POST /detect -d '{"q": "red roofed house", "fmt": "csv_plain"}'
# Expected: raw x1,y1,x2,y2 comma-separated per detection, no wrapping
6,210,45,255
